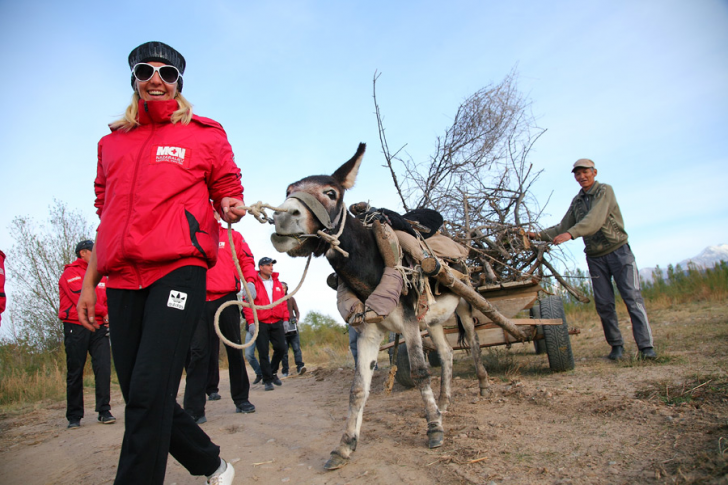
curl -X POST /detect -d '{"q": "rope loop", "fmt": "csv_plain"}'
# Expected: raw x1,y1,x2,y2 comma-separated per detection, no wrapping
212,202,313,349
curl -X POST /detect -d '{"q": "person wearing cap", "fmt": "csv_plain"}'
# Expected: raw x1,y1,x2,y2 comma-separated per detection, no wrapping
58,240,114,429
183,210,257,423
76,41,244,485
528,159,656,361
243,257,289,391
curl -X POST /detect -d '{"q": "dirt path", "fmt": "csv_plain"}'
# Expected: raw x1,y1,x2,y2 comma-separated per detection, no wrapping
1,302,727,484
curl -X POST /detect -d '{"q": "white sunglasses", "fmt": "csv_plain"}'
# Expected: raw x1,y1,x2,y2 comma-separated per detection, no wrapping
132,63,182,85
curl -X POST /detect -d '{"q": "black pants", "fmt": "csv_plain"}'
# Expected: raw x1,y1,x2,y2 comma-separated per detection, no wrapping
107,266,220,484
184,292,250,417
205,328,220,395
255,320,286,383
63,322,111,421
281,331,304,374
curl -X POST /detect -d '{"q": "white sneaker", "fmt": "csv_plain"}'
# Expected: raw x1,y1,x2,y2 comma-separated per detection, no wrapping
207,459,235,485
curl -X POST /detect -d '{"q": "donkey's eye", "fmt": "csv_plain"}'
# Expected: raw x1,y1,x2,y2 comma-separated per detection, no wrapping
324,190,337,200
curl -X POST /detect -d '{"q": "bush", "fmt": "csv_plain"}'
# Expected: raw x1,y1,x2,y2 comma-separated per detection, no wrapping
560,260,727,314
641,261,728,304
298,311,351,367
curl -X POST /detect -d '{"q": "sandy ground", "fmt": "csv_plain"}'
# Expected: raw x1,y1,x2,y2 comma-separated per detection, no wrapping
1,302,727,484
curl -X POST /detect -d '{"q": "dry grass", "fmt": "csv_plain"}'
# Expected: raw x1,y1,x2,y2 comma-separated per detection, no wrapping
0,361,66,409
299,341,354,369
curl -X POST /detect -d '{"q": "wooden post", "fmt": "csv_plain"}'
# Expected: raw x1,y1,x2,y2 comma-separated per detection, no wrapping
421,257,531,341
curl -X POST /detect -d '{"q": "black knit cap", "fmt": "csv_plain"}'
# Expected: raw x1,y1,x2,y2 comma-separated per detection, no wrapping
75,240,94,257
128,41,186,92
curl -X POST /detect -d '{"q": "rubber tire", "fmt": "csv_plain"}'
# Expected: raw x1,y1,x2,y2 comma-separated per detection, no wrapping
395,343,415,388
530,303,547,355
428,350,442,368
537,296,575,372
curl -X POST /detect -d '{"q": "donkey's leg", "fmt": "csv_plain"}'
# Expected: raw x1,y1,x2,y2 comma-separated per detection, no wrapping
457,299,490,395
427,322,453,412
402,321,444,448
325,324,383,470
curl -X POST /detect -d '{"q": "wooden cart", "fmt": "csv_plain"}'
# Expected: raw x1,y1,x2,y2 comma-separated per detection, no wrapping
380,277,579,388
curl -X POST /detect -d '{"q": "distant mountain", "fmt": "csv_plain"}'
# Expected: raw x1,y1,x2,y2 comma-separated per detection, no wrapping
677,244,728,268
640,244,728,284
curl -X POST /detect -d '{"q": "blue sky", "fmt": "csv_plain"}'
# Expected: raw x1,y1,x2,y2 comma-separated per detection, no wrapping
1,0,726,329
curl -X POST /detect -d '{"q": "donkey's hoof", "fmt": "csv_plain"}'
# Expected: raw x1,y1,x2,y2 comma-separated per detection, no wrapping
479,387,492,397
324,453,349,470
427,429,444,448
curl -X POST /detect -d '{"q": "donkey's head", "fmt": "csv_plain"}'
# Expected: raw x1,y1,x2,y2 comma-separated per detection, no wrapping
271,143,365,257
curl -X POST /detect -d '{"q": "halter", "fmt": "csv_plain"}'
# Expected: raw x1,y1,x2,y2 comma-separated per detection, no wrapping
287,191,349,257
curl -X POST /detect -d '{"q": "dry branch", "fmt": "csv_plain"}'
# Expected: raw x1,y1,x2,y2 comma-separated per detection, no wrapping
373,69,587,302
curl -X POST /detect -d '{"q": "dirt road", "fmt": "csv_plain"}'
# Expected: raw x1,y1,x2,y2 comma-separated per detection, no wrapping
1,301,726,484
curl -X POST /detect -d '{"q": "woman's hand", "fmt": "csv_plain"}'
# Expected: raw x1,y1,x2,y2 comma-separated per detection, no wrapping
221,197,247,223
77,246,103,331
77,287,100,331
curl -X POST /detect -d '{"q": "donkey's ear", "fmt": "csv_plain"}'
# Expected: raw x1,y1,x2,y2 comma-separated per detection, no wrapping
332,143,366,190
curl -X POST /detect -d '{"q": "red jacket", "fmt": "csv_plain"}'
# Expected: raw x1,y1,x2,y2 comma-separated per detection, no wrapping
207,223,256,301
243,272,289,324
58,258,108,325
0,250,6,326
94,99,244,289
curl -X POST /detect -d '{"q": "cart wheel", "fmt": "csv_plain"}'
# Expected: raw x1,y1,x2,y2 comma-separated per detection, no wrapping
530,303,546,355
537,296,575,372
428,350,442,367
395,343,415,388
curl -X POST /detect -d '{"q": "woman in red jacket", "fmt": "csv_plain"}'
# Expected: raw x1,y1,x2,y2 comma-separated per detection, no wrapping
77,41,243,485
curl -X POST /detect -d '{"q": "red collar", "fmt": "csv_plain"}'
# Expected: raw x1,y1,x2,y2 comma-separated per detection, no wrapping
137,99,178,125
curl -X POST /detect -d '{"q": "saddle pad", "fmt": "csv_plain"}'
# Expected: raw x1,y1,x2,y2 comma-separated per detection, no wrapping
425,234,470,260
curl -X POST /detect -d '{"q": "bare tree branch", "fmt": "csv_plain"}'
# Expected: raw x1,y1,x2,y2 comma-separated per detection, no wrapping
5,200,95,349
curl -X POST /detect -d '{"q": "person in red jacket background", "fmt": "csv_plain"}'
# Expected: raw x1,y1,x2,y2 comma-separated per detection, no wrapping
243,257,289,391
183,210,257,422
59,240,114,429
77,41,243,485
0,250,6,326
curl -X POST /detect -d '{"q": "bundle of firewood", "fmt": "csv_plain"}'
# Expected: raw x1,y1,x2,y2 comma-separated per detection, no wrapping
373,70,589,303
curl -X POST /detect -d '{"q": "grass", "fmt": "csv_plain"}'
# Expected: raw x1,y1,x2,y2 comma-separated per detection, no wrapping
635,373,728,407
0,344,67,408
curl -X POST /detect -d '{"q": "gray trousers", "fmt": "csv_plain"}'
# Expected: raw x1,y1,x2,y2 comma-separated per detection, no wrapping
586,244,653,350
245,324,262,377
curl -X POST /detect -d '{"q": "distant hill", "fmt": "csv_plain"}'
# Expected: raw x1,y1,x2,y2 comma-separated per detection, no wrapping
640,244,728,284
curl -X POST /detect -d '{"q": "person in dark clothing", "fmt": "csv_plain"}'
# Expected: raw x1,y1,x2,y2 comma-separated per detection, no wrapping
58,240,114,429
244,321,263,384
280,282,306,377
183,215,257,423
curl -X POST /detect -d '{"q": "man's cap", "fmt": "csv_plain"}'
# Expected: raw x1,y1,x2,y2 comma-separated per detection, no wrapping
128,41,186,92
572,158,595,172
259,257,277,266
75,240,94,257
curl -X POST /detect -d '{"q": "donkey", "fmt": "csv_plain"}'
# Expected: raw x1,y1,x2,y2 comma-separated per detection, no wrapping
271,143,489,470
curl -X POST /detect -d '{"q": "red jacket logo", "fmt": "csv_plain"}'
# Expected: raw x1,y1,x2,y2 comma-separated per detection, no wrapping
152,146,189,167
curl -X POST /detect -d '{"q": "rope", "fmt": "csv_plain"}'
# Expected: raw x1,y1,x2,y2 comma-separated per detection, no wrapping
316,205,349,257
212,202,312,349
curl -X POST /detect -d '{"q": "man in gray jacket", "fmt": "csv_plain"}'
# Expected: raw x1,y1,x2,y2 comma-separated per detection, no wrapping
529,159,656,360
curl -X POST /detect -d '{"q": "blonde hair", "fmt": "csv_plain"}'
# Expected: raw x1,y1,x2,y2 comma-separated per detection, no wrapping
109,88,193,132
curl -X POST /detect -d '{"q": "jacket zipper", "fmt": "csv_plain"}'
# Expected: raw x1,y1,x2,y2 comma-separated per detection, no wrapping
121,111,156,289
